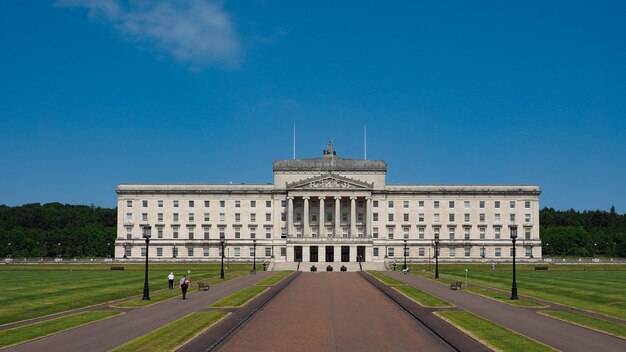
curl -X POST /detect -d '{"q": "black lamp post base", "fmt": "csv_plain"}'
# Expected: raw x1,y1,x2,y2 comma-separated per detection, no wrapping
511,285,518,300
142,285,150,300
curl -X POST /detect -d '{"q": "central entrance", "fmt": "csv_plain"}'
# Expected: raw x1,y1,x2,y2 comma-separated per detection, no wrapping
357,246,366,262
325,246,334,262
310,246,318,262
341,246,350,262
294,246,303,262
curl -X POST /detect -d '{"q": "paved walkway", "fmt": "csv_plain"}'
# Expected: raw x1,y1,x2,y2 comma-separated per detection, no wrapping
388,271,626,352
3,272,273,352
218,272,454,352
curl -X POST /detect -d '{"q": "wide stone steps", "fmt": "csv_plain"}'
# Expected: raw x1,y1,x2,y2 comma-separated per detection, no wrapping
271,261,386,272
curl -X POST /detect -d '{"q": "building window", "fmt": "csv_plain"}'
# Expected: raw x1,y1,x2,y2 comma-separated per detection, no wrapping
204,227,210,240
235,213,241,222
204,247,209,257
189,213,194,222
479,227,485,239
525,201,531,209
388,201,394,208
495,213,501,223
219,229,225,239
403,227,409,239
387,227,394,239
510,214,516,222
373,247,379,257
141,247,146,257
220,200,225,208
403,200,409,208
495,201,500,209
235,200,241,208
173,213,179,222
188,227,194,240
418,227,425,239
235,228,241,239
525,213,531,223
434,201,440,209
495,227,501,240
265,247,272,257
266,200,272,207
479,201,485,209
449,201,455,208
449,248,456,257
157,213,163,222
280,247,286,257
342,213,348,222
250,227,256,239
126,228,132,240
125,246,132,257
373,200,378,207
449,213,455,222
204,200,210,207
189,200,194,208
418,200,424,208
357,213,363,222
266,227,272,239
326,213,332,222
419,247,425,256
158,200,163,207
464,227,470,240
266,213,271,222
126,213,132,221
157,227,163,239
510,247,514,257
373,213,379,221
449,228,455,240
281,200,286,207
388,247,395,257
126,200,133,207
281,213,286,221
249,247,255,257
479,213,485,223
173,200,179,208
373,228,379,239
142,213,148,222
220,213,225,221
251,213,257,222
188,247,194,257
388,213,394,222
251,200,256,207
357,200,363,208
418,213,425,222
465,247,471,257
525,228,531,240
479,246,485,258
403,213,409,222
526,247,532,257
434,213,440,222
204,213,210,221
464,201,470,209
510,201,516,209
464,213,470,222
142,200,148,207
297,213,303,222
173,227,179,239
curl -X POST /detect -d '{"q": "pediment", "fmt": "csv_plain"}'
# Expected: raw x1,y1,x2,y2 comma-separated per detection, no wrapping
287,173,373,190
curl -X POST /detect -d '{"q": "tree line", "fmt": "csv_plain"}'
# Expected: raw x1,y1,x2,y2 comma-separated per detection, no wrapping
0,203,625,258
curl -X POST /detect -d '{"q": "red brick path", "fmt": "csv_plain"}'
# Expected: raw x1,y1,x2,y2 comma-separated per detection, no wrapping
218,273,454,352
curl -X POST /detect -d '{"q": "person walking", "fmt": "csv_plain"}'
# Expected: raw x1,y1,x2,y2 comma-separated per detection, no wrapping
179,275,189,299
168,272,175,289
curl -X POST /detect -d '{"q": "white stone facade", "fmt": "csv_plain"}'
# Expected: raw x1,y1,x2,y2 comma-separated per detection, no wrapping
115,144,541,263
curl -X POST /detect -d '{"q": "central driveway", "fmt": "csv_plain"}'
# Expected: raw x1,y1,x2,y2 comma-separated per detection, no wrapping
219,272,454,352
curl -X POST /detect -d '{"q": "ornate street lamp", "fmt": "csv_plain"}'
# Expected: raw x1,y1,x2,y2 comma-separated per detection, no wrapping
220,237,226,279
403,239,408,270
142,225,152,300
253,239,257,271
434,234,440,279
510,225,518,300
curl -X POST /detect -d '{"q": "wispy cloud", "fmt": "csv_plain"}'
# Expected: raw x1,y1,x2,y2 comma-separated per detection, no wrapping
56,0,242,69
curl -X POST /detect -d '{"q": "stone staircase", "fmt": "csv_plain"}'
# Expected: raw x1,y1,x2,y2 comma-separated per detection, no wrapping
271,261,386,272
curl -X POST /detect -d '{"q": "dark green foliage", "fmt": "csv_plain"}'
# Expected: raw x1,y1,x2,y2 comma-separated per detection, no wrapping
0,203,116,258
541,207,626,258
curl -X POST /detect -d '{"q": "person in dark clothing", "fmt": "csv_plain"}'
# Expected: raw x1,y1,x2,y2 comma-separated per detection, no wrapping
179,275,189,299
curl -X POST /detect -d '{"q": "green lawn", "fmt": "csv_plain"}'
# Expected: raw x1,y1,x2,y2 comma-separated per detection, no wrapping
0,263,251,325
393,285,452,307
437,311,555,352
112,311,228,352
255,270,293,286
540,310,626,338
409,263,626,320
209,286,267,307
367,270,405,285
0,310,121,348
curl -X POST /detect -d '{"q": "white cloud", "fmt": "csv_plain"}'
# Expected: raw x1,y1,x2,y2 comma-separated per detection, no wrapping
57,0,241,68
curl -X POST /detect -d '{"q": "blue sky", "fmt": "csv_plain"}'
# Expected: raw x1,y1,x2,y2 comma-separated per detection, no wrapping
1,1,625,211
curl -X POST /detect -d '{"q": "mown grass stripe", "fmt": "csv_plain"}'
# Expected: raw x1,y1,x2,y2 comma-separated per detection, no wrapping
540,310,626,339
209,286,268,308
393,285,452,307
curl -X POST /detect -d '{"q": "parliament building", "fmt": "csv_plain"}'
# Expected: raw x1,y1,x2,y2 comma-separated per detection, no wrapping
115,143,541,264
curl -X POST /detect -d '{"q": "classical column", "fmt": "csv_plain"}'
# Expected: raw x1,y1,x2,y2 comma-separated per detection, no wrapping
287,196,294,237
350,196,357,237
303,196,310,237
366,196,372,238
319,196,325,237
334,196,341,237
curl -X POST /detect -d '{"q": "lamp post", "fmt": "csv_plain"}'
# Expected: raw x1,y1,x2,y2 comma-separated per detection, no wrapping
510,225,518,300
403,239,407,270
142,225,152,300
253,239,257,271
220,237,225,279
434,235,440,279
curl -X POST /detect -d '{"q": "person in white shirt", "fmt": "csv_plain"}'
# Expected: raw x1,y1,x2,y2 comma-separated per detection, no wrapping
168,272,175,289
